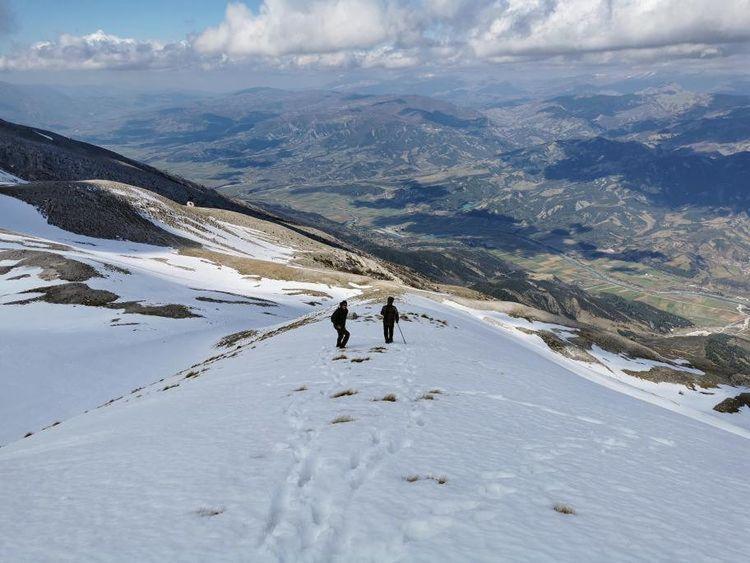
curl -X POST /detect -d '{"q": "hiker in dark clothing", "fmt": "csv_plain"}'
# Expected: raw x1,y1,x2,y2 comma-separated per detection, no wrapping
331,300,350,348
381,296,399,344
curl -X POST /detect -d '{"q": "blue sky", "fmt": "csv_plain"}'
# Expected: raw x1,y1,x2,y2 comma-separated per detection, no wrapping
0,0,252,48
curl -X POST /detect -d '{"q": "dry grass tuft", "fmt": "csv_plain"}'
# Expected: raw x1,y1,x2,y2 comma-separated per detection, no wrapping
428,389,443,394
162,383,180,391
293,385,308,392
419,393,435,400
553,503,576,515
332,354,347,361
331,389,358,398
375,393,397,402
216,329,258,349
23,431,33,438
405,474,447,485
196,507,225,517
351,357,370,363
331,415,355,424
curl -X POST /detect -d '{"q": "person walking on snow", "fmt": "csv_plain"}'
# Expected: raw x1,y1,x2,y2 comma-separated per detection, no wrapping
381,296,399,344
331,300,350,349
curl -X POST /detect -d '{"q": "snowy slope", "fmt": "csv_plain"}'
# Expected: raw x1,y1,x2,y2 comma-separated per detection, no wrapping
0,191,359,444
0,167,25,185
2,180,750,561
449,301,750,432
1,294,750,562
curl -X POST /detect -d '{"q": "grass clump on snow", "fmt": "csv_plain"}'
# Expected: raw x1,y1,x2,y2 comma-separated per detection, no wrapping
405,474,447,485
195,507,225,517
375,393,397,402
553,503,576,515
331,389,358,398
331,415,355,424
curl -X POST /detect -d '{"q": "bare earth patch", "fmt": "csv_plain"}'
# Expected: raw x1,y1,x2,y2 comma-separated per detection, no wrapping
283,288,332,298
6,282,199,318
196,296,276,307
713,393,750,413
623,366,718,389
0,249,100,282
8,283,118,307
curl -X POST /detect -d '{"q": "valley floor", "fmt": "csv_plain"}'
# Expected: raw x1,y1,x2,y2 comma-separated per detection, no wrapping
2,295,749,562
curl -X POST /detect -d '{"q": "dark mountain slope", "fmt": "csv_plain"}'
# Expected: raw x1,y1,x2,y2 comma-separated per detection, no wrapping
0,118,364,252
509,137,750,209
0,118,254,211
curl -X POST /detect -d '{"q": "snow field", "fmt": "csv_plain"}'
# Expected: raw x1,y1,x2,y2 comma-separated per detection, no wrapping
0,194,356,443
1,295,749,562
0,168,25,185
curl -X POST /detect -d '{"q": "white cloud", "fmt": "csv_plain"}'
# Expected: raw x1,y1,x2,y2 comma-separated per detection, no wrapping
0,30,193,71
1,0,749,72
469,0,750,59
194,1,408,58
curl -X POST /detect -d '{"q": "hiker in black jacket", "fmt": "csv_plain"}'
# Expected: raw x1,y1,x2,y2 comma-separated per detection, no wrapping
331,300,350,348
380,296,399,344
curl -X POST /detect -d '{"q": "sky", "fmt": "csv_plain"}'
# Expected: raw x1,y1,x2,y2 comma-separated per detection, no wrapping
0,0,748,92
0,1,232,47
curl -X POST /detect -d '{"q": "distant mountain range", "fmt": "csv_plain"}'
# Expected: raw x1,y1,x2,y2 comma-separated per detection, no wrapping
2,81,749,337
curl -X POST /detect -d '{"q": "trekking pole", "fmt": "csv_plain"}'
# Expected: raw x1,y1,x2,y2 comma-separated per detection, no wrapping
397,322,407,345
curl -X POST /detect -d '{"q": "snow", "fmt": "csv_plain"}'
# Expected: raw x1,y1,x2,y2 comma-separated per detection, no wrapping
0,193,356,444
106,184,295,262
34,130,54,141
444,299,750,433
2,192,750,561
1,295,749,561
0,168,25,185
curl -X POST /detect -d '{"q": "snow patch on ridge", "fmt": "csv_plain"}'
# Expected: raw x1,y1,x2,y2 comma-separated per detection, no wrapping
0,168,25,185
